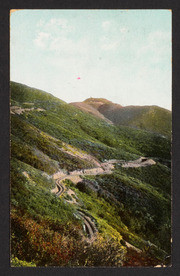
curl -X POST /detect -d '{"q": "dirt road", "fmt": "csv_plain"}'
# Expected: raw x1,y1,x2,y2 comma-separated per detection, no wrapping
122,157,156,168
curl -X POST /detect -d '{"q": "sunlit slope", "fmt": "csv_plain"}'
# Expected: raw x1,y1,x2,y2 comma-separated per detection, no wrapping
77,98,172,137
70,101,113,124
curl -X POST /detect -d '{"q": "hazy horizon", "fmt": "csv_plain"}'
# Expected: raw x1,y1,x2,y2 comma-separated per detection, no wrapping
10,9,172,110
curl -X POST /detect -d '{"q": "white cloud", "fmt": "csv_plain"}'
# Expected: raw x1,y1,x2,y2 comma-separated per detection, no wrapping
37,17,75,33
47,18,67,28
120,27,128,33
102,20,128,34
47,18,75,32
101,41,119,50
37,19,45,28
34,32,50,48
137,30,171,64
49,36,88,55
148,30,171,42
102,20,111,31
34,18,76,51
100,36,119,50
34,32,89,56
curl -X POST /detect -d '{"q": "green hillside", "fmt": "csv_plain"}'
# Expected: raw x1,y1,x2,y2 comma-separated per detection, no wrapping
81,98,171,137
10,81,171,267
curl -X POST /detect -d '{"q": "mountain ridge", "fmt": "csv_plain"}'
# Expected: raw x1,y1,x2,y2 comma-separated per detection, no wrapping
70,98,171,137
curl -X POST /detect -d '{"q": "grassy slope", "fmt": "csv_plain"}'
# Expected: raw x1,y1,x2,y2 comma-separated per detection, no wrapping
83,163,171,253
70,101,113,124
10,81,171,266
82,98,171,137
100,104,171,137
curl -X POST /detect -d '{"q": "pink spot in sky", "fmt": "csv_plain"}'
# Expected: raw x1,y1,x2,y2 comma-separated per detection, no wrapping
77,77,81,79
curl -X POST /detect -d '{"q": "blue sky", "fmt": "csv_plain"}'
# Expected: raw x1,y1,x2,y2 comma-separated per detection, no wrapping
10,9,172,110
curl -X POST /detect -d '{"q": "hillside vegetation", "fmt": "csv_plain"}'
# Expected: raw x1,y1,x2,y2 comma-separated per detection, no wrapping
70,101,113,124
73,98,171,137
10,81,171,267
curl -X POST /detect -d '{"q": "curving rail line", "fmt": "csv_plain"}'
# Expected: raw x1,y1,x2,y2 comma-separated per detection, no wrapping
55,179,65,196
78,211,98,242
54,177,98,242
52,157,156,245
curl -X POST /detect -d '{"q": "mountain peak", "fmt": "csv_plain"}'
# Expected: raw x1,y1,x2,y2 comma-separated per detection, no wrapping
83,98,113,109
84,97,112,104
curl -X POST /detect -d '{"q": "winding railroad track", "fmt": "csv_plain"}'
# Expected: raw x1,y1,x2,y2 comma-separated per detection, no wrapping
78,211,98,242
54,176,98,243
55,178,65,196
52,157,156,245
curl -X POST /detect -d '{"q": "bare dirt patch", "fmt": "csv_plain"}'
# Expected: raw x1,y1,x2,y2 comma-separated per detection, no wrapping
10,105,45,115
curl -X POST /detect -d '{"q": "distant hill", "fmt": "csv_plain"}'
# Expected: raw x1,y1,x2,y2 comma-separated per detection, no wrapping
71,98,171,137
84,97,120,109
99,104,171,137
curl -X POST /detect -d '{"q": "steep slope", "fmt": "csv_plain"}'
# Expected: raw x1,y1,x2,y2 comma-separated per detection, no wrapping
72,98,171,137
98,104,172,138
70,101,113,124
10,81,171,267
